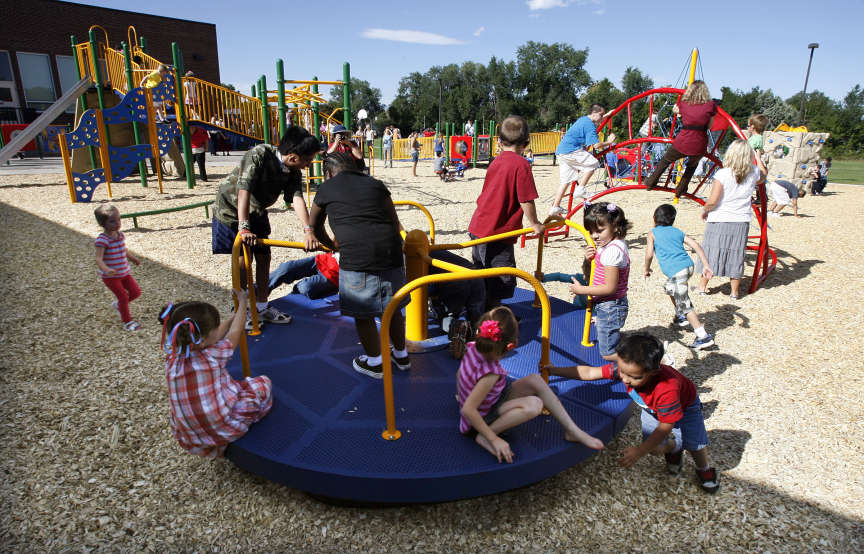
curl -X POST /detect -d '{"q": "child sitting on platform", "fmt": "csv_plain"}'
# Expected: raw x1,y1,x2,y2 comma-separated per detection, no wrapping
545,333,719,493
434,150,448,180
644,204,715,350
159,288,273,458
457,306,604,463
94,204,142,331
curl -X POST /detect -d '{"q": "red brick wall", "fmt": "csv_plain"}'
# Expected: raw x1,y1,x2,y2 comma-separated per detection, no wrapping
0,0,219,122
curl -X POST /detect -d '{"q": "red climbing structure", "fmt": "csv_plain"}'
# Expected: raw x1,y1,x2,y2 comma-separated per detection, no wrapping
522,87,776,295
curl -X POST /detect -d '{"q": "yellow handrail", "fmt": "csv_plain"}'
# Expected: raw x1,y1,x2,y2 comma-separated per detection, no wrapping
379,266,551,440
393,200,435,243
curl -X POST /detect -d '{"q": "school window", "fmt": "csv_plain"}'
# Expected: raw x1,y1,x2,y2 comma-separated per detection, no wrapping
0,51,13,81
16,52,56,111
0,51,15,104
56,55,79,113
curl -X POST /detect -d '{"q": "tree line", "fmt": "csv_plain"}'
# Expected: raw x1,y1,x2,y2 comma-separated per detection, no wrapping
322,41,862,158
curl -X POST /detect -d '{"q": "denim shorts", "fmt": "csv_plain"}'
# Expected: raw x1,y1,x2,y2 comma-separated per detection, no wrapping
339,266,409,318
411,151,419,162
640,397,709,452
593,296,628,356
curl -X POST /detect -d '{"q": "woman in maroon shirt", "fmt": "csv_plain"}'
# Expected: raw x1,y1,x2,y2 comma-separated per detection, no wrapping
644,81,716,199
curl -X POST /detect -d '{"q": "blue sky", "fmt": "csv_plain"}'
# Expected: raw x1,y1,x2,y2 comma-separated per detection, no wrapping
79,0,861,108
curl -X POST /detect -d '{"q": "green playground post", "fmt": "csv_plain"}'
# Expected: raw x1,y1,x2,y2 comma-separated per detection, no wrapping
122,41,148,188
87,30,110,146
70,35,98,171
172,42,195,189
259,75,271,145
489,120,495,160
342,62,351,128
139,36,147,53
251,84,256,98
312,76,321,180
472,119,478,168
276,59,286,139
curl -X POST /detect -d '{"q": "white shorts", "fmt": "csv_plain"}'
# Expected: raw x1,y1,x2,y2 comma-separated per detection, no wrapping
558,149,600,185
769,181,792,206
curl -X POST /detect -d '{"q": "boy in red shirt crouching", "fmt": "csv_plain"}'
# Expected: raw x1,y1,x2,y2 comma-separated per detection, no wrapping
546,333,719,493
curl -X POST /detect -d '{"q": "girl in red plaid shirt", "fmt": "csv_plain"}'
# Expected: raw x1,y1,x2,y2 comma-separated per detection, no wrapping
159,289,272,457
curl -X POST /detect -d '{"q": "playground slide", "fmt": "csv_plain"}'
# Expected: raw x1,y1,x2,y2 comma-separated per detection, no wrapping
0,77,91,165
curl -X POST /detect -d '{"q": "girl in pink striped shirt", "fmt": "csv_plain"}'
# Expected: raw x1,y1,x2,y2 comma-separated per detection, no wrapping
568,202,632,361
94,204,142,331
457,306,603,463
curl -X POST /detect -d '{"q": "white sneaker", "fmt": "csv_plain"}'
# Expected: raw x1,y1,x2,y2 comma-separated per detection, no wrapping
572,185,587,198
549,206,568,218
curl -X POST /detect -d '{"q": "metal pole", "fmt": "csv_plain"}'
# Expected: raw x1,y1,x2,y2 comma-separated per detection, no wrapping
122,41,147,187
259,75,270,145
276,59,286,139
172,42,195,188
71,35,98,170
87,30,109,143
342,62,351,128
800,43,819,125
437,78,442,133
312,76,320,180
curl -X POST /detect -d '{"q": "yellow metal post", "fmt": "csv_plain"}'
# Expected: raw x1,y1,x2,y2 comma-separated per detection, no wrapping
404,229,430,342
59,133,76,203
688,48,699,86
94,110,113,197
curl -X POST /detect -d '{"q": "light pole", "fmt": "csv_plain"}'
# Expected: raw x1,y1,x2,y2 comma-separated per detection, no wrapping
437,77,442,132
800,42,819,125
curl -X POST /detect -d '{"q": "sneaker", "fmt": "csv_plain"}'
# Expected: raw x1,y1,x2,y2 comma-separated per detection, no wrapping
448,319,472,360
768,211,780,218
696,467,720,493
391,347,411,371
689,334,715,350
673,314,689,327
258,306,293,324
665,450,683,475
111,300,122,321
245,313,265,332
352,355,383,379
548,206,568,218
123,320,141,331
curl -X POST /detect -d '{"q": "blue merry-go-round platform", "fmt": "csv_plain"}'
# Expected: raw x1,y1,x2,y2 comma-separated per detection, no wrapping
225,288,633,504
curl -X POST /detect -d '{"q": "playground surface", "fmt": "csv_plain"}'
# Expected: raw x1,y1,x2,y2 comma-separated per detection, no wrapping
0,159,862,550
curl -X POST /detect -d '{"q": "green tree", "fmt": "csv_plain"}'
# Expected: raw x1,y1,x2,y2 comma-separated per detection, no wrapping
515,41,591,130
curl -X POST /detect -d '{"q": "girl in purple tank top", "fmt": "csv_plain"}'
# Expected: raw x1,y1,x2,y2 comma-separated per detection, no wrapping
568,202,632,361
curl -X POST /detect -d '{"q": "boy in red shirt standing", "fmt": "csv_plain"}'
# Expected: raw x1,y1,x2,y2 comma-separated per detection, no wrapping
467,115,545,310
546,333,719,493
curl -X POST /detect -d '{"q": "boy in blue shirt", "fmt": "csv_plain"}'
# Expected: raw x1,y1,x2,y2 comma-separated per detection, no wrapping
550,104,616,217
644,204,715,350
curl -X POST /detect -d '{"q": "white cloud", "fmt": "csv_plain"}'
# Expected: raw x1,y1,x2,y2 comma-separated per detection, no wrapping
473,26,486,36
526,0,571,9
361,28,465,45
593,8,605,15
529,12,541,18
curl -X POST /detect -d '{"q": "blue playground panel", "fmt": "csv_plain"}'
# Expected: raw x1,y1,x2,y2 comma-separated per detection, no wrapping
226,288,633,504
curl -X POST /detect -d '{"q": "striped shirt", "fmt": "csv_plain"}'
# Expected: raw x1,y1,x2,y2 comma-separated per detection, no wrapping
456,342,507,434
95,232,130,278
592,239,630,302
601,363,696,424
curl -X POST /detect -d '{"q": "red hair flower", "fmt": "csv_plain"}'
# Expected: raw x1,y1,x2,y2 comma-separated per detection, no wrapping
478,320,502,342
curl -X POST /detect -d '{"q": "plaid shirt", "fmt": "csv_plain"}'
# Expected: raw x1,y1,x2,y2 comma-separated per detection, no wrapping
165,338,272,458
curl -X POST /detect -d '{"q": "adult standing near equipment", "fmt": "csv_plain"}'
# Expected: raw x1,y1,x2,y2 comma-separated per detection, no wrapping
643,81,717,200
211,127,321,329
326,124,363,161
693,139,763,300
382,126,393,168
550,104,616,217
464,120,475,137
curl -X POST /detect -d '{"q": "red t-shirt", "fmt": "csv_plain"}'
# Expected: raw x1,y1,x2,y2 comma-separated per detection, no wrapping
468,151,538,243
672,100,717,156
190,127,209,150
314,252,340,286
602,363,696,424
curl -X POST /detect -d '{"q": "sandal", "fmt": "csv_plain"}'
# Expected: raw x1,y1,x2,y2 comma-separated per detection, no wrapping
123,320,141,331
258,306,293,325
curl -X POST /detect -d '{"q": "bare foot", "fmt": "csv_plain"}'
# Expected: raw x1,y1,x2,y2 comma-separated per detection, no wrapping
475,434,511,462
565,429,604,450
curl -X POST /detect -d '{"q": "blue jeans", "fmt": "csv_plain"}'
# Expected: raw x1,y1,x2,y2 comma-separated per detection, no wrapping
268,256,337,299
593,297,628,356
